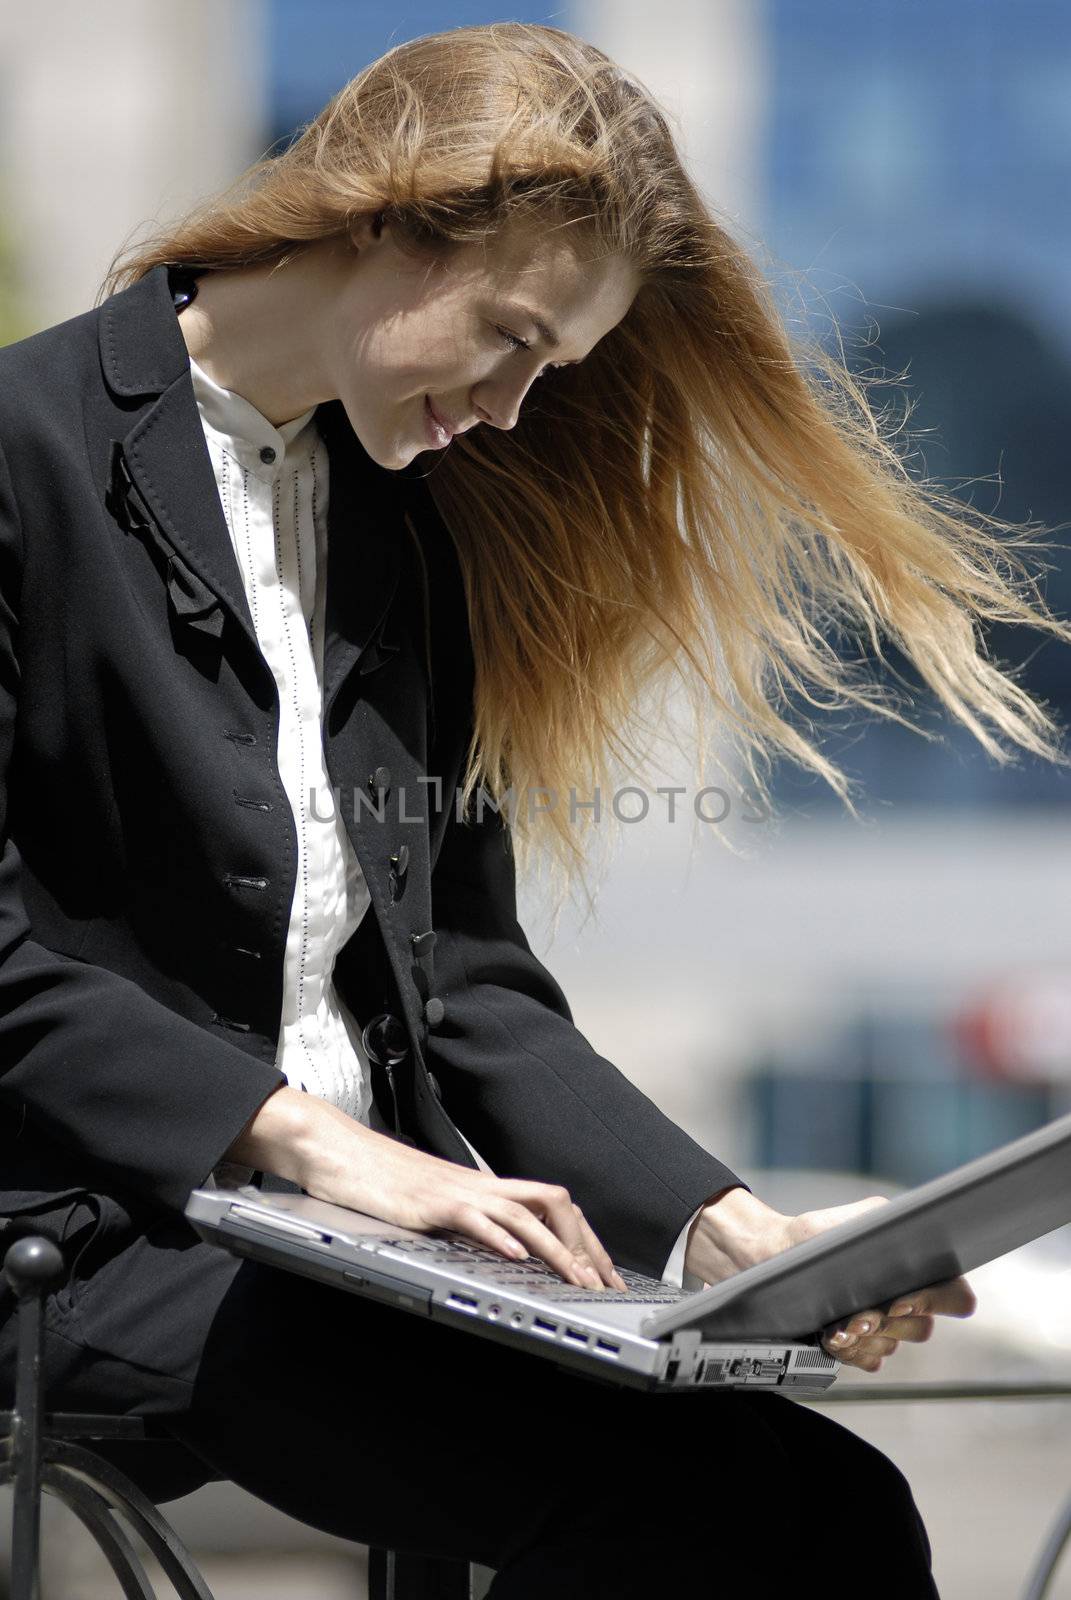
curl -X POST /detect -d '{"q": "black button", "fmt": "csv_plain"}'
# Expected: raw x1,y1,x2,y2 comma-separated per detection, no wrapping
212,1012,252,1032
259,446,276,465
369,766,392,801
390,844,410,876
410,930,436,958
424,997,445,1028
223,873,270,891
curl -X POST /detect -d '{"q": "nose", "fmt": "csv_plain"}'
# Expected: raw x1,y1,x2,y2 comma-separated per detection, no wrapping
475,372,541,431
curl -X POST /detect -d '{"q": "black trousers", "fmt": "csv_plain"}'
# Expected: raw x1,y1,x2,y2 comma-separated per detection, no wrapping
0,1190,941,1598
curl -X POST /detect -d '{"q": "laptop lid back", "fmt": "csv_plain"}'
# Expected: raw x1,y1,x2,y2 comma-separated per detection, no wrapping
640,1108,1071,1342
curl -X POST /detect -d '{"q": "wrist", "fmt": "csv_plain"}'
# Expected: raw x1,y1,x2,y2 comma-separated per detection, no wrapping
224,1085,320,1187
684,1185,790,1283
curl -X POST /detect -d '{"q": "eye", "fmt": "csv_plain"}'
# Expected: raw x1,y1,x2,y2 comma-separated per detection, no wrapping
493,324,566,381
495,324,530,354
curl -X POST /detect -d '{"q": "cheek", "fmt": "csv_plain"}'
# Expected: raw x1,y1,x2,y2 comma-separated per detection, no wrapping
414,321,477,378
344,320,473,412
343,323,422,389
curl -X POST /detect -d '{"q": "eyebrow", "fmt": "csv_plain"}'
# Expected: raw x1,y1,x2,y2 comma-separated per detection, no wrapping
507,302,562,351
506,302,589,368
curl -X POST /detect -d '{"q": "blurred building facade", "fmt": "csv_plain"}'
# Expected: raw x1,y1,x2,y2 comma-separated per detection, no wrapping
0,0,268,332
765,0,1071,362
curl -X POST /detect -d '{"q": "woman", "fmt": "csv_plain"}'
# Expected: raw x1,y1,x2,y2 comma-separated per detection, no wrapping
1,20,1066,1596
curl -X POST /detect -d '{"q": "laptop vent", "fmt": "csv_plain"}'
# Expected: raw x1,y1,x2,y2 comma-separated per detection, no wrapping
700,1360,726,1384
795,1348,838,1370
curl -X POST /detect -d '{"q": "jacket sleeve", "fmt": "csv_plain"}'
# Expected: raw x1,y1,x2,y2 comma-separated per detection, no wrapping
0,437,285,1214
424,787,749,1279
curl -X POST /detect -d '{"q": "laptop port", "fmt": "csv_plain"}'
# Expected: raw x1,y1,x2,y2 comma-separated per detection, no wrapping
729,1356,787,1381
533,1317,558,1336
447,1293,479,1312
562,1328,589,1345
594,1338,620,1357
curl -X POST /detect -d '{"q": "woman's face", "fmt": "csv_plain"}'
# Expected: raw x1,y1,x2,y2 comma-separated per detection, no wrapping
322,213,641,470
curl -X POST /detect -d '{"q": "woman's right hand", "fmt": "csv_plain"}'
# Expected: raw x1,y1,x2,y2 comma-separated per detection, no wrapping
225,1085,628,1292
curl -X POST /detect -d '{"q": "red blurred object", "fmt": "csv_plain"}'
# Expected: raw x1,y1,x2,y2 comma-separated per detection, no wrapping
953,968,1071,1083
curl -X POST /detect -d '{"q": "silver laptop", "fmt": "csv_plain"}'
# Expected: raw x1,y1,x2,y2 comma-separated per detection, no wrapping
185,1105,1071,1397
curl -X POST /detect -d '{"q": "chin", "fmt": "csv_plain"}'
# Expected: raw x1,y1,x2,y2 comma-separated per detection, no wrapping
369,446,407,472
337,395,430,473
332,401,388,470
368,425,425,473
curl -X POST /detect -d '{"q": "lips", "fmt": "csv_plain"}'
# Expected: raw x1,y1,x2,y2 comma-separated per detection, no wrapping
425,395,455,442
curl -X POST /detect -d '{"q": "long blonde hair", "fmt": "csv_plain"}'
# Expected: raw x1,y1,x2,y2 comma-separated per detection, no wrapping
101,21,1071,908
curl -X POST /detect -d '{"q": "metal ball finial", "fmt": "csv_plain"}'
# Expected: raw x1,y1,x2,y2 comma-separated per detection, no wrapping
2,1235,67,1300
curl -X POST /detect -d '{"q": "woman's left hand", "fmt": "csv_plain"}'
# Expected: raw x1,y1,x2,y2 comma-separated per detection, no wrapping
686,1186,979,1374
820,1275,978,1371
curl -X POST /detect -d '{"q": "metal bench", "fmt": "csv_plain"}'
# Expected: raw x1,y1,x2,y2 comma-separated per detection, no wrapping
1,1234,482,1599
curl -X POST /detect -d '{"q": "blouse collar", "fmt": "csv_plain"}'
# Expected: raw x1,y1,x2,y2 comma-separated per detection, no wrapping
188,355,318,474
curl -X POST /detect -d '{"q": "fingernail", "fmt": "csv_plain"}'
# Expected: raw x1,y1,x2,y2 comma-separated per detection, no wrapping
889,1303,914,1318
852,1318,873,1335
830,1330,852,1346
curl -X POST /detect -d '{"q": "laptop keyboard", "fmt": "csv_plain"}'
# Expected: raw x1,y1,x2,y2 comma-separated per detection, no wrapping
383,1236,689,1304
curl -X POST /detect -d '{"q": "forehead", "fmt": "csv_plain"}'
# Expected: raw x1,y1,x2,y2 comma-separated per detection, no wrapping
455,219,640,331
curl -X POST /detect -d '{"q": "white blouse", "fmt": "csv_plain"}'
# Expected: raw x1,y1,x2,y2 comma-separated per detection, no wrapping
188,356,700,1288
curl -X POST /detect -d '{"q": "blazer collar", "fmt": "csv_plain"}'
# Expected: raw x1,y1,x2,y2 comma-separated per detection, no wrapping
99,263,405,709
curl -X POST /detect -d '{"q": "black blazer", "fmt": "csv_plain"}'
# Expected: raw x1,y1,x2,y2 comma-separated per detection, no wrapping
0,263,741,1286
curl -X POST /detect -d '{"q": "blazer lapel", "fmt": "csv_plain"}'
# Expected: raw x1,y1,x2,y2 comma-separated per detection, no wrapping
101,266,257,655
98,263,404,704
110,387,252,648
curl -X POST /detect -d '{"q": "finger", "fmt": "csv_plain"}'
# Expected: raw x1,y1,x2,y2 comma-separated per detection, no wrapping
823,1308,887,1344
481,1196,599,1288
882,1313,935,1344
848,1351,885,1373
888,1276,977,1321
419,1190,560,1274
542,1193,606,1289
831,1303,938,1343
824,1326,898,1354
570,1203,627,1291
823,1331,898,1365
498,1183,605,1288
427,1198,545,1266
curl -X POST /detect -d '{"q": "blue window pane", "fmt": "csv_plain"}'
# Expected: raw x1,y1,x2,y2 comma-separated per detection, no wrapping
763,1,1071,809
267,2,559,147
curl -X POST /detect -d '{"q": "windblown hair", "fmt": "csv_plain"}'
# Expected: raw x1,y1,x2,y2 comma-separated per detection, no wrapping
101,21,1071,907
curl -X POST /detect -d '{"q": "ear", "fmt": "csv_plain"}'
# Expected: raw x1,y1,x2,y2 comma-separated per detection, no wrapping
349,210,387,252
